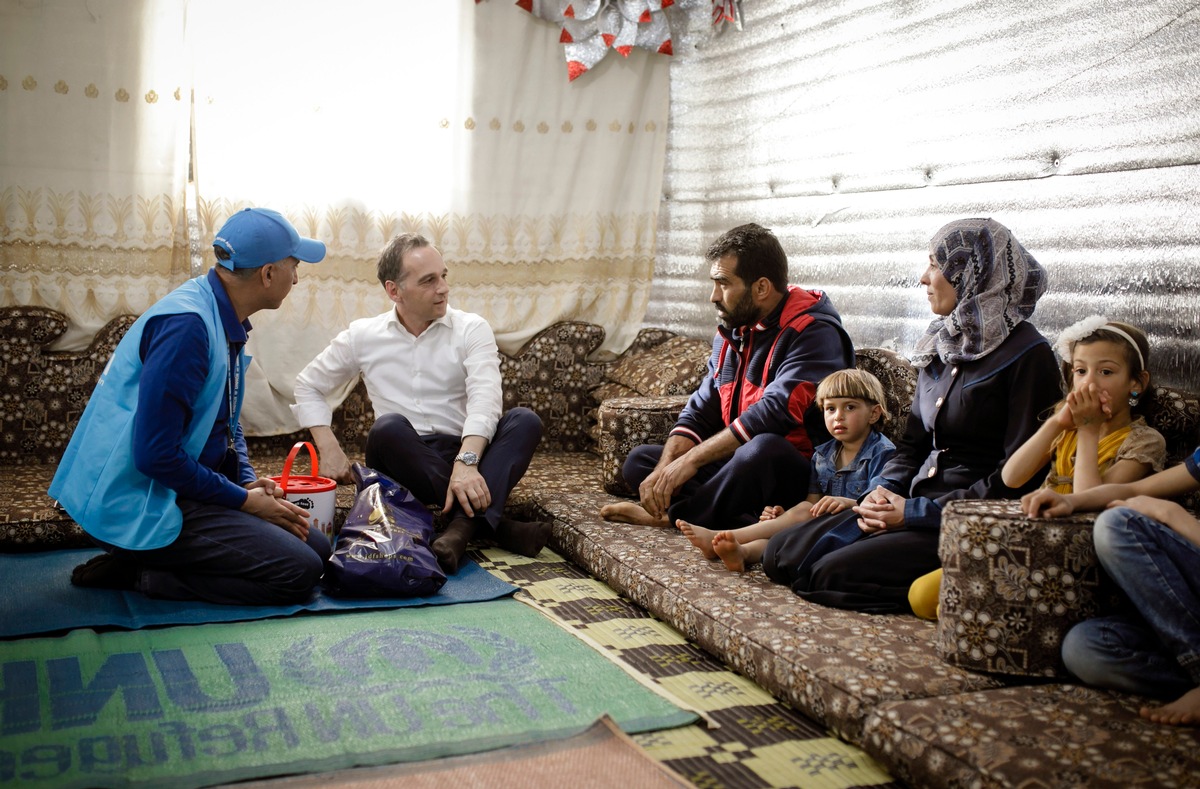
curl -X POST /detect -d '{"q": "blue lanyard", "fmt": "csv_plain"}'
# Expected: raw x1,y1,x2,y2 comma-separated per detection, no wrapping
226,343,241,450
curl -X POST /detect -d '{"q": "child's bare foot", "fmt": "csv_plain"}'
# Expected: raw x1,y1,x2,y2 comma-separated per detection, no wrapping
600,501,669,527
677,520,718,559
713,531,748,572
1140,686,1200,726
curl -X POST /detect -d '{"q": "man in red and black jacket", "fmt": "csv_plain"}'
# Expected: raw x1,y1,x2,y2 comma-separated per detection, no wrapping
602,223,854,531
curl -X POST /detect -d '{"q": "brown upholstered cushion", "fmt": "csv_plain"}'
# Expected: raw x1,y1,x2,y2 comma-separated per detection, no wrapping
854,347,917,445
1143,383,1200,465
0,308,136,465
936,499,1118,678
592,380,640,403
586,331,707,452
499,322,609,452
596,396,690,496
586,381,641,445
604,335,711,398
0,466,91,550
865,683,1200,788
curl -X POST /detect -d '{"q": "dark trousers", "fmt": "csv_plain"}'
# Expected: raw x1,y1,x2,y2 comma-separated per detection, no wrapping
364,407,543,532
762,509,940,613
110,499,331,606
622,433,811,529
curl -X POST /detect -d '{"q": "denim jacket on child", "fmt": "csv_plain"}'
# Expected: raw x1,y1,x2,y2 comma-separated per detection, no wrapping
808,428,896,500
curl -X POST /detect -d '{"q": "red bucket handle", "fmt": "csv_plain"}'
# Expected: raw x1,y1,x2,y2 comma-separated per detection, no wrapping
279,441,319,495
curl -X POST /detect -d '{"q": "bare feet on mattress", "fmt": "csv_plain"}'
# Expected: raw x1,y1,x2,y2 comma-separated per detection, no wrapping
599,501,669,528
712,531,748,573
1141,686,1200,726
677,520,718,559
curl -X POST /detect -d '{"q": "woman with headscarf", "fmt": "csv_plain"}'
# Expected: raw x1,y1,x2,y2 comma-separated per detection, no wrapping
760,218,1062,613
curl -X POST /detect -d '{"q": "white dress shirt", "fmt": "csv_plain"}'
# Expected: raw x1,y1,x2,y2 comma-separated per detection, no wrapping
292,306,503,440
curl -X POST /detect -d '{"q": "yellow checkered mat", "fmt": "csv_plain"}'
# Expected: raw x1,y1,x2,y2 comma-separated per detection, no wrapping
471,546,901,789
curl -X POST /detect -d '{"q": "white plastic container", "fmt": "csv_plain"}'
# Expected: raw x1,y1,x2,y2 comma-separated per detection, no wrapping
271,441,338,541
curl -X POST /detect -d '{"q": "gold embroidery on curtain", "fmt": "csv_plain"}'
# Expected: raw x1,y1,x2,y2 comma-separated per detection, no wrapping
190,204,657,271
1,185,191,325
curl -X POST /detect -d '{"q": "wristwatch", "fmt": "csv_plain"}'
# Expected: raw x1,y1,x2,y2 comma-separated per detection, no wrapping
454,451,480,466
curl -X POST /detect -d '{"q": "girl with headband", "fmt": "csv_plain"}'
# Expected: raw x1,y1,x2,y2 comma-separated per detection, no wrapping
1003,316,1165,494
1021,331,1200,724
908,316,1168,619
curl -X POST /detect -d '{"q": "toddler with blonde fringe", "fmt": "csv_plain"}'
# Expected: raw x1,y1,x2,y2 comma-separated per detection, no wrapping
679,368,895,572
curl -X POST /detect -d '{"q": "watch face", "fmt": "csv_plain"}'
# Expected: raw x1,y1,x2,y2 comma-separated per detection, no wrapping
458,451,479,465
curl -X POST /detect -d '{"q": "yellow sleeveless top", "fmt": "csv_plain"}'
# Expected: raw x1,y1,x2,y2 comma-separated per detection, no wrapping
1045,423,1133,494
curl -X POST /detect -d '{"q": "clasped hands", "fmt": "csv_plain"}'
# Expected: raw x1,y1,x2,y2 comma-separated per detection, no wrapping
638,455,699,520
241,478,311,539
853,486,907,534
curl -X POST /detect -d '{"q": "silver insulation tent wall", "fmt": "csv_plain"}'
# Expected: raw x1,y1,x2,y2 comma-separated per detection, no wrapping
649,0,1200,391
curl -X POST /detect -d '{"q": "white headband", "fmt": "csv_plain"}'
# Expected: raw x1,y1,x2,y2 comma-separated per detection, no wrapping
1055,315,1145,370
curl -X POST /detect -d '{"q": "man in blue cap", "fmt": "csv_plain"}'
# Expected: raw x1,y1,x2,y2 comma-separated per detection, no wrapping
50,207,331,605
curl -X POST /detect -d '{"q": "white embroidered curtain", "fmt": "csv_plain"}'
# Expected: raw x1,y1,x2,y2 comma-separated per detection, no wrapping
189,0,670,434
0,0,192,349
2,0,669,435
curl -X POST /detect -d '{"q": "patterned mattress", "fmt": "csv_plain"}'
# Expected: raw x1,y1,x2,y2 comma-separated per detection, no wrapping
514,452,1200,789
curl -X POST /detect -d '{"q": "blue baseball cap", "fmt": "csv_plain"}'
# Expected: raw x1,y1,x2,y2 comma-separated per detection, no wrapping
212,208,326,269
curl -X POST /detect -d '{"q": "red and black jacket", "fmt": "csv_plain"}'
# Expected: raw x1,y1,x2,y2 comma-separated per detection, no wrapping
671,286,854,457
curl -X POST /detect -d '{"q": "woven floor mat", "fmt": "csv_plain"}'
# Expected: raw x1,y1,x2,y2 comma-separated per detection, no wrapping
472,546,903,789
225,716,692,788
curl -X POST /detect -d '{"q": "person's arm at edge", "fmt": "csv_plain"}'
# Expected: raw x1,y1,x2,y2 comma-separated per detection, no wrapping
293,328,361,484
1108,494,1200,550
1024,462,1198,518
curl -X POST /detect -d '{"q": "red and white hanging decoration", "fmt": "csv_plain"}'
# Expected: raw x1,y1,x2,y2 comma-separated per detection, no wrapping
478,0,745,81
711,0,743,31
522,0,675,81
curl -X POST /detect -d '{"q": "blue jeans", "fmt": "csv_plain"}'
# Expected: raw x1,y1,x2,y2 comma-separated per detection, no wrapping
1061,506,1200,698
110,499,331,606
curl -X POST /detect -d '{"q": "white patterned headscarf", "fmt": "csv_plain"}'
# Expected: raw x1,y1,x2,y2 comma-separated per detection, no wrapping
910,218,1047,369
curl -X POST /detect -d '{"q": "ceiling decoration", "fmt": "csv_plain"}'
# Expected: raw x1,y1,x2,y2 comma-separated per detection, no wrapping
480,0,746,81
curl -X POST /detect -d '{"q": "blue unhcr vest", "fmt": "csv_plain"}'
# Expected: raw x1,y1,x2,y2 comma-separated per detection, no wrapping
49,275,244,550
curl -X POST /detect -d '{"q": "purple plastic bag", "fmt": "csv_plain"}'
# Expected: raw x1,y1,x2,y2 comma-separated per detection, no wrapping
324,464,446,597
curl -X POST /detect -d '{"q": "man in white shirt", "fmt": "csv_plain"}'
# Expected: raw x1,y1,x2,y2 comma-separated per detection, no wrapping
293,233,548,573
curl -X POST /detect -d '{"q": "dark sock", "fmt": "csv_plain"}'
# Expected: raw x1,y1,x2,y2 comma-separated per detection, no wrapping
71,553,139,590
432,517,476,574
495,517,552,558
